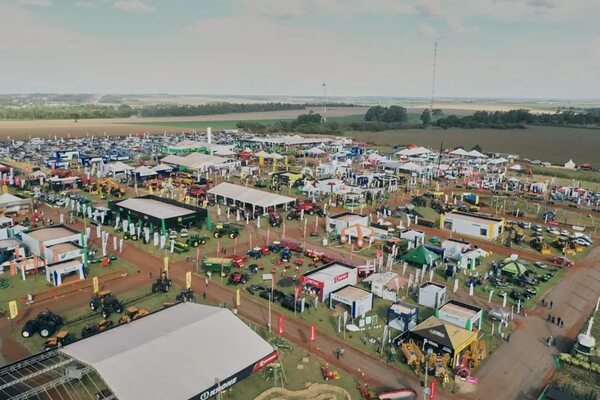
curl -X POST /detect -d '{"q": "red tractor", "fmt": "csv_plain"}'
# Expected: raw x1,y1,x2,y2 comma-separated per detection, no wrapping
268,210,283,227
295,200,326,217
227,255,249,268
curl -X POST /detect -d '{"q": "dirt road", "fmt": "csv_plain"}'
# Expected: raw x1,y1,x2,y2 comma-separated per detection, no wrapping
470,245,600,400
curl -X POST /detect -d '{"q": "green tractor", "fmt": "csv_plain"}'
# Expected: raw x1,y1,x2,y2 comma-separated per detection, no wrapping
213,223,241,239
186,234,210,247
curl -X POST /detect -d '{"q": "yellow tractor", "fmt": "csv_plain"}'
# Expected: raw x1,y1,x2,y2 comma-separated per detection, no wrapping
118,306,149,324
42,330,74,351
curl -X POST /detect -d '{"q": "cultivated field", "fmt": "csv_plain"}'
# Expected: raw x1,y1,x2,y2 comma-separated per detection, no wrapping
0,107,368,138
347,126,600,164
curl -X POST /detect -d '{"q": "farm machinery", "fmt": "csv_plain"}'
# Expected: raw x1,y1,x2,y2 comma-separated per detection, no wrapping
295,199,326,217
186,234,209,247
202,257,234,275
176,288,195,302
152,272,173,293
213,222,240,239
400,340,425,372
530,237,551,254
89,290,124,319
42,331,74,351
118,307,149,324
22,310,64,339
268,210,283,227
81,319,114,338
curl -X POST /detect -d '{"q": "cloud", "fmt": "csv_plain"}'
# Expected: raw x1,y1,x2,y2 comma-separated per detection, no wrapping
75,1,97,8
16,0,53,6
415,0,443,18
417,22,437,37
113,0,155,14
445,16,468,34
236,0,415,19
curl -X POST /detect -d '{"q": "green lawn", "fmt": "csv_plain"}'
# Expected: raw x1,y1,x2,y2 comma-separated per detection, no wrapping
0,258,140,311
223,330,363,400
13,282,182,354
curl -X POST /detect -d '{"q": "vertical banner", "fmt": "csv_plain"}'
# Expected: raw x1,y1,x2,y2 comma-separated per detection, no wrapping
236,288,241,306
278,314,284,336
9,300,18,319
163,256,169,276
309,323,316,342
93,277,99,293
186,271,192,289
429,380,437,400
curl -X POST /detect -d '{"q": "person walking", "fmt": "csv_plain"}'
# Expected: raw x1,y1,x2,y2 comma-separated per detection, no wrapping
550,300,553,309
340,348,345,358
335,349,341,359
557,317,561,326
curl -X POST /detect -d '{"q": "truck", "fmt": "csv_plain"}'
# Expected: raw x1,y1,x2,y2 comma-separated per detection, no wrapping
202,257,233,274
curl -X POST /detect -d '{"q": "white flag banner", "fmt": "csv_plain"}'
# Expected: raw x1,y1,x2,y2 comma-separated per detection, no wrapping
119,238,124,253
122,220,128,233
488,290,494,303
170,240,175,254
96,225,101,239
469,283,474,296
59,213,64,224
502,292,507,307
429,269,434,282
160,235,166,249
113,236,118,251
102,240,107,257
453,278,459,293
153,232,159,247
129,223,135,235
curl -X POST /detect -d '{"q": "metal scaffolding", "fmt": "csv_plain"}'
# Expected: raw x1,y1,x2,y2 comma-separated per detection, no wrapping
0,351,115,400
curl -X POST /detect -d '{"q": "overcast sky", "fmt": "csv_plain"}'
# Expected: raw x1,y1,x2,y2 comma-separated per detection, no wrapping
1,0,599,99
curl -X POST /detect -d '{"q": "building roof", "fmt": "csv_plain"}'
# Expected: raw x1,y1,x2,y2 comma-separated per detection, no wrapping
410,316,477,351
116,197,195,220
330,212,367,223
303,262,356,282
161,153,229,170
46,259,83,272
420,281,446,292
331,285,371,302
26,226,80,242
0,193,29,207
445,210,503,223
401,245,440,266
208,182,295,208
61,303,276,400
438,300,482,320
48,242,81,254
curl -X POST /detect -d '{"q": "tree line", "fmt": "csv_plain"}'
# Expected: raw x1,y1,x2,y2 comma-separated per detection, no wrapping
0,102,357,120
433,109,600,129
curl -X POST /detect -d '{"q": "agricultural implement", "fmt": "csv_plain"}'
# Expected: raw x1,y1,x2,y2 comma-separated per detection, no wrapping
42,330,74,351
81,319,114,338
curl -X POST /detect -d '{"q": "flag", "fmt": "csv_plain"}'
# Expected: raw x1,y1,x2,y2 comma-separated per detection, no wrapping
163,256,169,275
309,324,316,342
8,300,18,319
294,285,301,302
236,288,240,306
429,380,437,400
186,271,192,290
278,315,284,336
93,277,99,293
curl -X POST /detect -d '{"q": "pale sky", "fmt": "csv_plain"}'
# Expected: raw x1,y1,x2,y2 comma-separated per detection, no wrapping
1,0,599,99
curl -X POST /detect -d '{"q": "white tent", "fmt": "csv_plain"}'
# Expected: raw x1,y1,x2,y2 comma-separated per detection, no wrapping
564,159,576,169
396,146,431,157
208,182,296,210
305,147,327,156
467,149,487,158
132,166,158,178
449,148,470,157
509,164,522,171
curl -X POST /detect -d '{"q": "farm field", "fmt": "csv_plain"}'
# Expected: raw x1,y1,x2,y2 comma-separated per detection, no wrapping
346,125,600,164
0,107,368,138
128,113,368,130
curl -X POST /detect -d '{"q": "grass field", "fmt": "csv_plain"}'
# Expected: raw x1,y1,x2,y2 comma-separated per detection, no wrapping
346,125,600,164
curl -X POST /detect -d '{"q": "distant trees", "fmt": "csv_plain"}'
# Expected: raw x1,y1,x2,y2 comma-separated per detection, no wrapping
471,144,483,152
0,102,356,120
420,109,432,126
365,105,408,123
434,109,600,129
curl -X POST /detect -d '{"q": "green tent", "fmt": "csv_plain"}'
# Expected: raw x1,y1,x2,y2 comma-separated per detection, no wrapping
401,245,440,266
501,261,527,276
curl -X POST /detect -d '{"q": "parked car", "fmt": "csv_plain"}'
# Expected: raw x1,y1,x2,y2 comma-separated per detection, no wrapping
550,256,574,267
533,261,547,269
488,308,509,321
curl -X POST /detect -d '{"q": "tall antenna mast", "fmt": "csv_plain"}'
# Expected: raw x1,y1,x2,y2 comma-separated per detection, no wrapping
429,40,439,117
321,82,327,122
